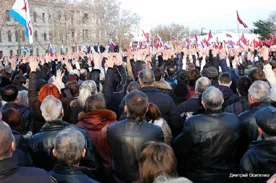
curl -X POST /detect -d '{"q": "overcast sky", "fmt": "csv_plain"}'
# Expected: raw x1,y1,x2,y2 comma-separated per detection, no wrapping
120,0,276,31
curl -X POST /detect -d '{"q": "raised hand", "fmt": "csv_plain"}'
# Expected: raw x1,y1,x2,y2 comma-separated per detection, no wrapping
115,53,123,66
53,69,65,89
29,56,39,72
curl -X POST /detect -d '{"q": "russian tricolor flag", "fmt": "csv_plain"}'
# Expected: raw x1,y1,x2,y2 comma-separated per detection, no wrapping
49,44,54,57
10,0,33,44
109,39,116,51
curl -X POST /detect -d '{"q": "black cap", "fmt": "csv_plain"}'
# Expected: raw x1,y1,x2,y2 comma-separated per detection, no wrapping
256,106,276,136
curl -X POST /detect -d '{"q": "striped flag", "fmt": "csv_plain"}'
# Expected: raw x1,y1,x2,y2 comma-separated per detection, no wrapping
237,11,248,28
22,45,30,54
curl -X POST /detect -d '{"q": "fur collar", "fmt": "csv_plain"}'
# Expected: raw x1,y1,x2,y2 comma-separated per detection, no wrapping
78,109,117,121
154,80,172,90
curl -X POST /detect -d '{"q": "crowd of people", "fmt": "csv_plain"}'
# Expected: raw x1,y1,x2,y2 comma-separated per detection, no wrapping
0,44,276,183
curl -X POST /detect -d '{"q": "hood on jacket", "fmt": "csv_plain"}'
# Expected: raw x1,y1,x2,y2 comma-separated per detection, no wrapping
154,80,172,90
218,85,234,100
78,109,117,131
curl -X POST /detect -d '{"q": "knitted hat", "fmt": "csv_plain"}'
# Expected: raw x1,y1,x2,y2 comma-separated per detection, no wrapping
201,66,218,79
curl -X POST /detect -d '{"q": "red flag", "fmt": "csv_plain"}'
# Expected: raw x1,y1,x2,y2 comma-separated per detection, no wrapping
203,38,210,46
186,38,191,45
270,37,275,46
240,34,247,45
195,35,198,41
236,11,248,28
142,30,150,43
207,30,213,42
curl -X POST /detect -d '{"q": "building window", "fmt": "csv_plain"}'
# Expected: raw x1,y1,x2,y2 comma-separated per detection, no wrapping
0,31,2,42
22,30,25,42
10,50,13,57
8,30,12,42
33,12,37,22
36,48,39,55
82,13,88,24
71,11,74,24
42,13,45,23
48,14,51,23
34,31,38,41
71,31,75,39
0,51,3,58
6,10,10,21
44,33,47,41
17,50,20,56
15,30,18,42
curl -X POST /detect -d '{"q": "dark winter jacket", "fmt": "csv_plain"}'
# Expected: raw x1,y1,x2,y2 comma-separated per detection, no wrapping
224,96,250,115
174,109,240,183
238,102,271,156
0,157,51,183
49,164,99,183
28,120,102,180
107,119,164,183
1,102,32,132
218,85,239,109
239,140,276,183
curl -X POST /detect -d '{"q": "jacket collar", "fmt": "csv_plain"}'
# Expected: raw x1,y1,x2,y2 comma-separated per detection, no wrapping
78,109,117,121
53,164,85,175
204,109,223,115
140,86,158,93
0,157,19,179
250,102,271,110
40,120,70,132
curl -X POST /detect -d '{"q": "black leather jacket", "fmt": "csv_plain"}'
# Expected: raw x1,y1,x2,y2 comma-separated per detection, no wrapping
49,164,99,183
174,109,240,183
239,140,276,183
28,120,102,180
107,119,164,183
238,102,271,156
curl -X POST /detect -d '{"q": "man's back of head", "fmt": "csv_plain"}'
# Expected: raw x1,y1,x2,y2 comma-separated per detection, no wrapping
138,69,155,87
202,86,224,111
125,90,148,122
1,85,18,102
248,80,270,104
195,77,211,93
0,121,15,160
219,72,232,87
53,126,86,166
40,95,63,122
237,77,252,97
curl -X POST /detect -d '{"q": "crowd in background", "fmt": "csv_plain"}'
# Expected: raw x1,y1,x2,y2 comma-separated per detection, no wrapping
0,45,276,183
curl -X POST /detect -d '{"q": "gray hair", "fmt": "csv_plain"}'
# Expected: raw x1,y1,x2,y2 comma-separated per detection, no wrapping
138,69,155,86
18,90,29,107
248,80,270,102
195,77,211,93
0,121,14,160
40,95,63,122
78,80,97,107
202,86,224,110
54,126,85,166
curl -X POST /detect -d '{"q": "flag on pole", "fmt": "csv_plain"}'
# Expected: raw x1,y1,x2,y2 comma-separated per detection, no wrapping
226,34,232,38
240,34,247,45
170,33,175,41
49,44,54,57
142,30,150,43
22,45,30,54
207,30,213,42
195,35,198,42
10,0,33,44
164,43,170,50
236,11,248,28
109,39,116,51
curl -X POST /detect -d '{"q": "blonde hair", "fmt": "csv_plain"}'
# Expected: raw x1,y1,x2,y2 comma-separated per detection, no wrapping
78,80,97,107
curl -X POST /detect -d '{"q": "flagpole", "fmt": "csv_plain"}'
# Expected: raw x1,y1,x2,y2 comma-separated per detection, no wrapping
237,18,240,39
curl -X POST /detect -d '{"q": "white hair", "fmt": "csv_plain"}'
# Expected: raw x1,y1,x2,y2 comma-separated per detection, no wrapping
248,81,270,102
40,95,63,122
202,86,224,110
18,90,29,107
154,175,192,183
78,80,98,107
195,77,211,93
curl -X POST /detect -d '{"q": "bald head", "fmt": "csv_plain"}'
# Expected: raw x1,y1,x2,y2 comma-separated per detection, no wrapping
0,121,15,160
138,69,155,87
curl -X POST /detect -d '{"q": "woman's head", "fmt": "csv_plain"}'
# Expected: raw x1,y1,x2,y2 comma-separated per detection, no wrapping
78,80,97,107
139,141,177,183
38,84,61,103
83,93,106,113
145,103,162,122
